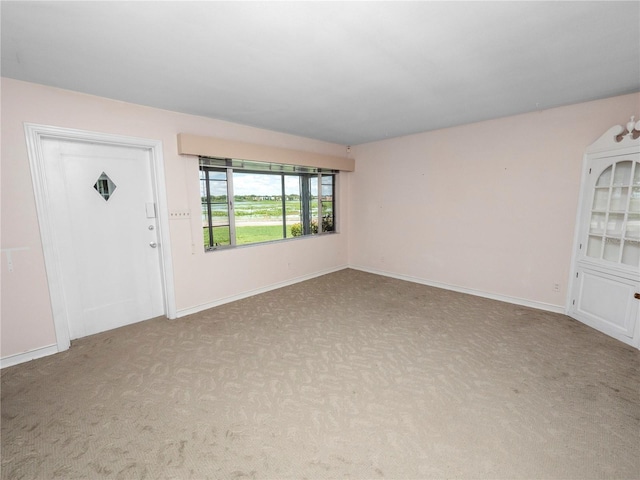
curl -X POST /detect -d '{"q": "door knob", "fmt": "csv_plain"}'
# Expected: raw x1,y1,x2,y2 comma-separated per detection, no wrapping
149,242,157,248
635,293,640,300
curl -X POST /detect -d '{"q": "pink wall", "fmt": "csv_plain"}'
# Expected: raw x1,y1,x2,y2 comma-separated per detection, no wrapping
2,76,638,365
349,93,640,310
1,78,350,361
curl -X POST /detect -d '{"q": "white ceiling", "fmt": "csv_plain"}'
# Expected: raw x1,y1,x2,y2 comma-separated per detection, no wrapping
2,1,639,145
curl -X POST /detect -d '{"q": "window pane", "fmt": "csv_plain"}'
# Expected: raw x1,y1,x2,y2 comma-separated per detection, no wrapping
233,172,284,245
203,227,212,249
606,213,624,236
622,240,640,266
626,214,640,239
320,175,335,232
208,170,227,181
613,161,632,186
609,187,629,211
630,187,640,212
596,166,612,186
603,237,621,262
236,223,284,245
587,235,602,258
200,177,207,198
285,175,302,237
309,176,318,196
310,175,318,233
203,226,230,249
210,204,229,226
592,188,609,211
211,226,231,247
201,205,209,227
209,180,228,201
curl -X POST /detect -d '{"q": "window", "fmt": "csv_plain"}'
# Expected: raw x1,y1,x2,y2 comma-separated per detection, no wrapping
200,157,336,250
93,172,117,201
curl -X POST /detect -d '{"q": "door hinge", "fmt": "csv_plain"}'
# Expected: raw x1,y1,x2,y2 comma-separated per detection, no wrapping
572,299,575,305
588,168,592,174
576,272,579,278
579,243,582,250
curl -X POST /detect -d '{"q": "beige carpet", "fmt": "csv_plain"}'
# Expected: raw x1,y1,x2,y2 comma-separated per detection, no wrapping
2,269,639,479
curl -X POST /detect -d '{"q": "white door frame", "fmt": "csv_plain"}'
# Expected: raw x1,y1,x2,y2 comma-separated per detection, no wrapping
24,123,177,352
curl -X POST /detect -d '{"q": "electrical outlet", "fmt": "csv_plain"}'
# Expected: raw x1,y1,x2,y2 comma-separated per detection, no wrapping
552,283,560,292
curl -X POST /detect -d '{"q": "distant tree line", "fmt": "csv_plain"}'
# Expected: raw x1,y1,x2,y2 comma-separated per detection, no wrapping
202,195,302,202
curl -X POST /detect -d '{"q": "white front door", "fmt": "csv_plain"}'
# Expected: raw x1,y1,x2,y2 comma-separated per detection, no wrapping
41,138,165,339
570,152,640,348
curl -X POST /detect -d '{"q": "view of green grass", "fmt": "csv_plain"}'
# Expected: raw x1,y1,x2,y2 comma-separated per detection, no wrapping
236,225,287,245
204,224,300,248
202,197,333,249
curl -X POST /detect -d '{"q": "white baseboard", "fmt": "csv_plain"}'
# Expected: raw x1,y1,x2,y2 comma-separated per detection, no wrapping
176,264,349,318
349,265,566,314
1,344,59,369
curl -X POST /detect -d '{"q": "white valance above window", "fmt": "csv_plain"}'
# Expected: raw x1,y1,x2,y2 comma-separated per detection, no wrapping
177,133,355,172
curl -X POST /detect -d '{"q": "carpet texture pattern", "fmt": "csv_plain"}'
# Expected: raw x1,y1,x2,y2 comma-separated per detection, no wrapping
2,269,639,479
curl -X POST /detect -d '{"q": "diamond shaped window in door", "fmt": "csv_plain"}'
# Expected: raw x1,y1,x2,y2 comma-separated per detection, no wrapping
93,172,117,201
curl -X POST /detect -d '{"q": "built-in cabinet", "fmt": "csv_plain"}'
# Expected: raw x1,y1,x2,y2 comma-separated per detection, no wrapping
569,118,640,349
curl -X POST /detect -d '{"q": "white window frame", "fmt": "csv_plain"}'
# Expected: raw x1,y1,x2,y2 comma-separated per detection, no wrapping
199,158,337,251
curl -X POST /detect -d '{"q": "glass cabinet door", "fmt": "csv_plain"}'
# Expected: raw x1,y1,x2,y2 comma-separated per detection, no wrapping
586,160,640,267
